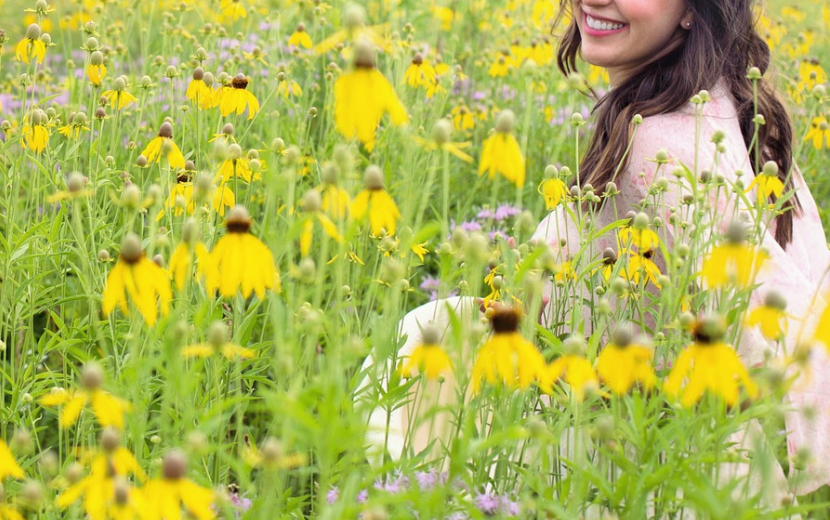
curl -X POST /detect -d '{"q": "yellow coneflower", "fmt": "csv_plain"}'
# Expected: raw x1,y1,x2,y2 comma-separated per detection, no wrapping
168,219,209,291
805,116,830,150
186,67,213,110
102,76,138,109
21,110,50,153
57,111,90,139
596,325,657,395
488,53,511,77
403,53,440,98
746,161,785,202
157,173,237,220
317,163,351,220
205,206,280,299
87,50,107,86
538,176,568,211
47,171,93,203
219,73,260,119
400,323,453,380
451,105,475,131
816,296,830,351
664,316,758,407
411,120,474,162
701,223,767,288
626,249,662,288
181,322,255,360
218,150,262,183
471,306,547,393
39,363,130,429
276,74,303,98
298,190,343,257
334,39,408,151
219,0,246,21
288,23,313,48
547,335,599,400
15,24,46,64
141,121,186,170
102,233,172,327
618,214,660,252
0,439,24,480
350,165,401,236
57,428,146,520
478,110,526,188
0,502,23,520
745,290,789,341
142,451,215,520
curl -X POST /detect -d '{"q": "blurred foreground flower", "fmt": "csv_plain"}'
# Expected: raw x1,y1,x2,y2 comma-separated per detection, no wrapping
57,428,146,520
472,306,546,393
169,219,209,290
0,439,24,480
143,451,215,520
547,335,598,400
478,110,526,187
39,364,130,429
538,176,568,211
299,190,343,257
701,223,767,288
182,322,255,360
400,323,452,380
596,325,657,395
334,39,407,151
205,206,280,299
664,316,758,406
745,291,788,341
102,233,172,327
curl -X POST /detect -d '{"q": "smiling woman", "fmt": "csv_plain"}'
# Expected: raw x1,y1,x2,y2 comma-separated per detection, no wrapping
572,0,693,85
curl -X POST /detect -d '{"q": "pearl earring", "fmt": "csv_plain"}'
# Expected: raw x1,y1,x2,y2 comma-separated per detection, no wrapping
686,22,691,27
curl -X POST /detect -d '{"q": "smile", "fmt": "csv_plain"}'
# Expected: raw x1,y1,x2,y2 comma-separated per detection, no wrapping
584,13,628,33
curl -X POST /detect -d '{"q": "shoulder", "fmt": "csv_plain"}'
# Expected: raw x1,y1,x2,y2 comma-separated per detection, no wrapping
623,89,749,188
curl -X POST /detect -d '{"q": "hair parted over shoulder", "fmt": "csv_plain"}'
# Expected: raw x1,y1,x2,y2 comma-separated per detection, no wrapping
553,0,800,247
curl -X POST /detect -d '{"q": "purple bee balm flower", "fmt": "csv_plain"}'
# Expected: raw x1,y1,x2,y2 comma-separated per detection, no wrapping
477,208,495,220
356,489,368,503
326,486,339,504
471,90,487,101
415,470,437,491
499,495,520,516
474,490,500,515
460,220,482,232
494,204,521,221
500,85,517,100
230,493,253,512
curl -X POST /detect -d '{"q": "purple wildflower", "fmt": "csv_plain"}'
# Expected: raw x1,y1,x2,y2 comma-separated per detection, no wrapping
415,470,437,491
460,220,482,232
477,208,495,220
474,490,500,515
499,495,521,516
494,204,520,221
356,489,368,503
326,486,339,504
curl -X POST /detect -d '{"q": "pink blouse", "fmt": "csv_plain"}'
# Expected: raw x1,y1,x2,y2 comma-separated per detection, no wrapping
532,80,830,494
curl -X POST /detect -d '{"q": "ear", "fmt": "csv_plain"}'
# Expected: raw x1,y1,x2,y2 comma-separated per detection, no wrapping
680,11,694,30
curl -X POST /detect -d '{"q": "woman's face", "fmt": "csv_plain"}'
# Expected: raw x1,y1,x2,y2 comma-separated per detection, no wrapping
572,0,692,85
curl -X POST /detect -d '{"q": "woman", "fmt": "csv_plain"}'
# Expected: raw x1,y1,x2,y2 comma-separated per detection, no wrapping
359,0,830,499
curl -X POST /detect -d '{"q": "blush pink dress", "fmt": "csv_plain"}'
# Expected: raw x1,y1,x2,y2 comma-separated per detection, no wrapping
359,81,830,497
532,80,830,495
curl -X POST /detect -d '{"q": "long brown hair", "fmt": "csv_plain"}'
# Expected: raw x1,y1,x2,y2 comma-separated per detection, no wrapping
555,0,799,246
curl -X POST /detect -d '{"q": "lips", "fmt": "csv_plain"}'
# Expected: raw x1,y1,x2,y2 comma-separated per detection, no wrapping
582,12,628,36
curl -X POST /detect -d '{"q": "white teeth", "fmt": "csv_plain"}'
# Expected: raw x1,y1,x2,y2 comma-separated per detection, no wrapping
586,14,625,31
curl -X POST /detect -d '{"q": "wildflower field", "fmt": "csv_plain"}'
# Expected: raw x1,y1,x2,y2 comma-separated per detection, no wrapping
2,0,830,518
